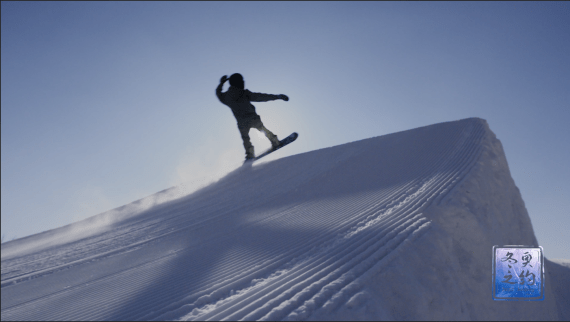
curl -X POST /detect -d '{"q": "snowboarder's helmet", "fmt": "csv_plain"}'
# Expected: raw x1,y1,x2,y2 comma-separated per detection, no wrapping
229,73,244,89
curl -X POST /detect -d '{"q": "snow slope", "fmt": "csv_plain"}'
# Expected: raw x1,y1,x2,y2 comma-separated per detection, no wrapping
1,117,568,321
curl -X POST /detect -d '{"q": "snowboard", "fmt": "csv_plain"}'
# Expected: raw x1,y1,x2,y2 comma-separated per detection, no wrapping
247,132,298,163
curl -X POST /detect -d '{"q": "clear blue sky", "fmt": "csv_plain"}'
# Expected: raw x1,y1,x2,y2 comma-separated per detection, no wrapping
2,2,569,258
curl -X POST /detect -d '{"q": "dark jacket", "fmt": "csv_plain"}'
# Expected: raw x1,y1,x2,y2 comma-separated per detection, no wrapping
216,84,281,124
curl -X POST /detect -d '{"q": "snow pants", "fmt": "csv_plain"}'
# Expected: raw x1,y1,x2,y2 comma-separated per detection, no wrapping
237,117,279,157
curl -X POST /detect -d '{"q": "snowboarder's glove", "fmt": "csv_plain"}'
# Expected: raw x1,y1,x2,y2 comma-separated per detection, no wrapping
279,94,289,101
220,75,228,83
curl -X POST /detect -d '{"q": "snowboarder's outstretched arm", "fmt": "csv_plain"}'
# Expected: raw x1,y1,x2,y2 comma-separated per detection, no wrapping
248,91,289,102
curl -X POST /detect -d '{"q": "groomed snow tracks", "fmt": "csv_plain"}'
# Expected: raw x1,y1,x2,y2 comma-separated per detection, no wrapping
1,118,486,321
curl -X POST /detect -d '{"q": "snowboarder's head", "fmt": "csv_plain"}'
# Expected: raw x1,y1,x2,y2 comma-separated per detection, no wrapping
229,73,245,89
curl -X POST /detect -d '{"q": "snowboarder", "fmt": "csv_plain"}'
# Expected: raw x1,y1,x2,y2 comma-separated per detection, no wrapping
216,73,289,161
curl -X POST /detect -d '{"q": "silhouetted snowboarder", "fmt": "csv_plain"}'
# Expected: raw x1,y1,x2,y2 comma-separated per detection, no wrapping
216,73,295,162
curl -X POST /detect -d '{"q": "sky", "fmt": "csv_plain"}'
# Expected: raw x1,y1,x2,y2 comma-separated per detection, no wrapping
1,2,569,258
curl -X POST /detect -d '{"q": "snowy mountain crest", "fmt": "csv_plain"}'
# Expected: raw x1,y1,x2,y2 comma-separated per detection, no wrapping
1,118,568,320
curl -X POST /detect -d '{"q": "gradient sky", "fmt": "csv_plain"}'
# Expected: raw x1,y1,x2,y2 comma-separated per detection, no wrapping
2,2,569,258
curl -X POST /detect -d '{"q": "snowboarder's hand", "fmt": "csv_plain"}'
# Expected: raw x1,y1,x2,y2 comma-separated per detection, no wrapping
220,75,228,83
279,94,289,101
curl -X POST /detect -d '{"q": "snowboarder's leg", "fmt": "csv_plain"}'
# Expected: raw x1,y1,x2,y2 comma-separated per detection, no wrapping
238,123,255,159
252,119,280,148
261,126,280,148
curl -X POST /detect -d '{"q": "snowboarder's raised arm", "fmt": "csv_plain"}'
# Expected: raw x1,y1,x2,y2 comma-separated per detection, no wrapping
247,91,289,102
216,75,228,103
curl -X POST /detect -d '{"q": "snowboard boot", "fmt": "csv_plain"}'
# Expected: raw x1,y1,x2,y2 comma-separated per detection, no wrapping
269,136,281,149
245,146,255,161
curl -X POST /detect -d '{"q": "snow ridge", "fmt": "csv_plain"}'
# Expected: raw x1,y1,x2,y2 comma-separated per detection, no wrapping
2,118,486,321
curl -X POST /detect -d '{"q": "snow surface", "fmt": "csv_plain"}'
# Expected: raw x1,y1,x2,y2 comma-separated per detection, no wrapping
1,117,568,321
